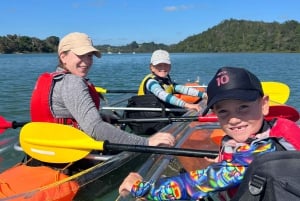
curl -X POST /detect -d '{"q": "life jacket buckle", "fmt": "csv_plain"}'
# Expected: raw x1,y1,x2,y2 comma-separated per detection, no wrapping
248,174,266,195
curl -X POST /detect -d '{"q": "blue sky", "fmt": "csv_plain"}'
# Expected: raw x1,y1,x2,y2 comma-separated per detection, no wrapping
1,0,300,46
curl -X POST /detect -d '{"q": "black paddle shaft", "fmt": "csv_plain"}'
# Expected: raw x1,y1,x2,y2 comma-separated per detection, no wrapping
117,116,200,123
12,121,27,129
104,142,219,158
107,89,137,93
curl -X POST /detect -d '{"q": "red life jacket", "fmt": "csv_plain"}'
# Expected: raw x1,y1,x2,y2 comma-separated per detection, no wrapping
269,117,300,150
30,72,100,128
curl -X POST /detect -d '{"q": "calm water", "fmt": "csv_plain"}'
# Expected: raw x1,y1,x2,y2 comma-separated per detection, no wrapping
0,52,300,197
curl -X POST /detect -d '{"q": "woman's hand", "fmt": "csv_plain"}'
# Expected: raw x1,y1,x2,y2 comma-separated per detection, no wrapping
119,172,143,197
184,103,201,112
148,132,175,146
201,92,208,100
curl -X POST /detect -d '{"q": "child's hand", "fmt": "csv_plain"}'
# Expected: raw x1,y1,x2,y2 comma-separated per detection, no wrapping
204,156,219,163
119,172,143,197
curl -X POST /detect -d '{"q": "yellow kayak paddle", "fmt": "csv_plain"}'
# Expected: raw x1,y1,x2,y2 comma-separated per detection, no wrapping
261,81,290,105
20,122,218,163
95,87,136,94
95,81,290,105
20,104,297,163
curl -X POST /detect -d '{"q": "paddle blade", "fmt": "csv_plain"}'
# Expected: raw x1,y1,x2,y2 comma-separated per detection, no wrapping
95,87,107,94
210,129,225,146
268,105,299,122
262,82,290,105
0,116,12,134
20,122,105,163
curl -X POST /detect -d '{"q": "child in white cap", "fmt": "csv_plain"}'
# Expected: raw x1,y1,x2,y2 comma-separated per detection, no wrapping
137,49,207,112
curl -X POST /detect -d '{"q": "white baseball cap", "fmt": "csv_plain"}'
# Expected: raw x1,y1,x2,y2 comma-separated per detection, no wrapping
150,50,171,65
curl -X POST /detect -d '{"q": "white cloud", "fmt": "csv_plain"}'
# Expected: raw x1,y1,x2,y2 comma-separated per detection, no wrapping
164,5,193,12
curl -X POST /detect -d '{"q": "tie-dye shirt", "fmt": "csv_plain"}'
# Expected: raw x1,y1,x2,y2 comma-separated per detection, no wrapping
130,118,300,200
131,138,276,200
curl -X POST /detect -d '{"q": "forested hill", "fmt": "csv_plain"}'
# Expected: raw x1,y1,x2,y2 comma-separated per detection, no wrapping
171,19,300,52
1,19,300,54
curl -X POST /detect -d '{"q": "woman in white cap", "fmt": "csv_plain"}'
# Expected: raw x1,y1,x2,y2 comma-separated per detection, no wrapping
30,32,175,150
137,49,207,112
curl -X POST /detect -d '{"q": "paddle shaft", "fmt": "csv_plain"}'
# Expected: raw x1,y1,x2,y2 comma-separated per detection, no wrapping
104,142,218,158
0,120,26,130
103,86,207,93
118,116,213,123
106,89,137,93
1,105,299,131
11,121,27,129
95,81,287,95
3,113,295,131
95,87,137,94
117,115,291,123
117,105,300,123
96,86,205,94
101,106,186,112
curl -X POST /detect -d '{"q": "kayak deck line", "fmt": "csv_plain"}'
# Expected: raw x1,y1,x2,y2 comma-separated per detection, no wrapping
14,143,114,161
102,106,187,112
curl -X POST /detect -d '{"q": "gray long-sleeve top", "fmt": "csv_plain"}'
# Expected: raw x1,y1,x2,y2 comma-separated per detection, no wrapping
51,68,148,145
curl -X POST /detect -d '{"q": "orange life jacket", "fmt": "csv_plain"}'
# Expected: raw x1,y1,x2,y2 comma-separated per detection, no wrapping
0,164,79,201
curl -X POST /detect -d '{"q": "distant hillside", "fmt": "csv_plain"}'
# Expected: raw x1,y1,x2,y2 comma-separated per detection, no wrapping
95,42,169,54
1,19,300,54
171,19,300,52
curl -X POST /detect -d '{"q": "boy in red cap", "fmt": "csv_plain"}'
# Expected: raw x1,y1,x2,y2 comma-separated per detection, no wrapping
119,66,300,200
